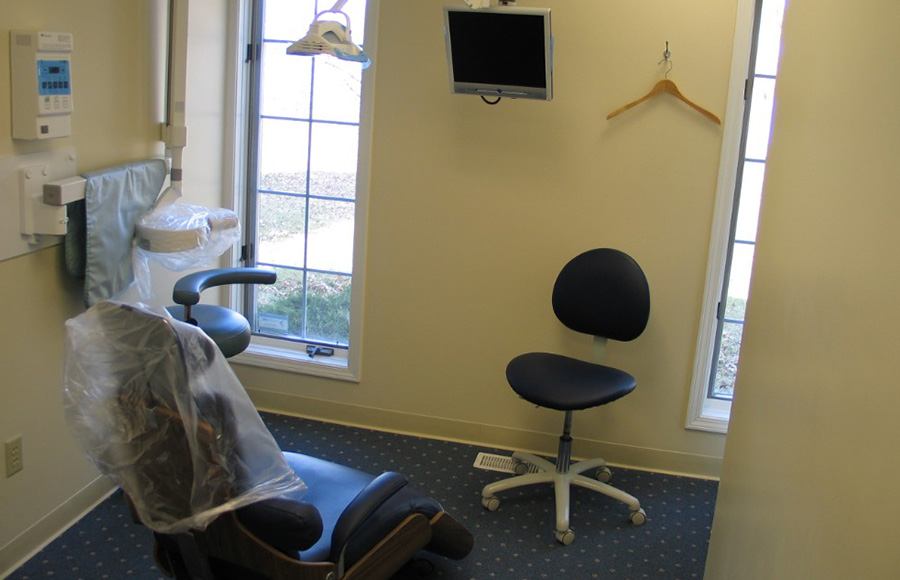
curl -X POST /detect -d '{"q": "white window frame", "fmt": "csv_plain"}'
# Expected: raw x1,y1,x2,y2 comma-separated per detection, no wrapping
686,0,758,433
222,0,379,382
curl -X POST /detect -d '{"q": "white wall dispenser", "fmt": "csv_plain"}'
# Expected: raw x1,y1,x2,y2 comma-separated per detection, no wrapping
10,31,74,140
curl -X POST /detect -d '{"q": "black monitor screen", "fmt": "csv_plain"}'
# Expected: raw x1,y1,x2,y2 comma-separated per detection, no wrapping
447,11,548,89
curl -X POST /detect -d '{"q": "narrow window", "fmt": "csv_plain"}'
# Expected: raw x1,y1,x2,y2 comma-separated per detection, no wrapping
688,0,785,430
236,0,371,378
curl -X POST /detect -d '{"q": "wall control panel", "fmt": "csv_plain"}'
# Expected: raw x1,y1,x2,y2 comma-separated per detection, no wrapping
10,31,74,140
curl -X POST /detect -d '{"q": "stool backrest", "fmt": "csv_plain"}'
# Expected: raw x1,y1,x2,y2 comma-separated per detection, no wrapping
551,248,650,341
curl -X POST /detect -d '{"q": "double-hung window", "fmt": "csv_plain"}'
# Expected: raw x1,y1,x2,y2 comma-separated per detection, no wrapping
233,0,372,380
687,0,785,431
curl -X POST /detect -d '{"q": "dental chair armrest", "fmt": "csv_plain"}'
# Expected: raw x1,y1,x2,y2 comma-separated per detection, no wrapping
330,472,409,562
236,498,323,556
172,268,276,306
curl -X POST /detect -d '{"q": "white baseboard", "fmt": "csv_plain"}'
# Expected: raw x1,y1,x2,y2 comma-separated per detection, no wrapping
246,388,722,480
0,476,116,578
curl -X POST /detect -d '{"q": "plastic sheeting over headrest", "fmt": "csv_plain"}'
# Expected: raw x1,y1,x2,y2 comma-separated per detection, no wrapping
135,202,241,267
131,202,242,303
63,301,305,533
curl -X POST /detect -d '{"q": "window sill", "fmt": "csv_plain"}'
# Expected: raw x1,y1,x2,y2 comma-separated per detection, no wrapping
686,398,731,434
230,340,359,383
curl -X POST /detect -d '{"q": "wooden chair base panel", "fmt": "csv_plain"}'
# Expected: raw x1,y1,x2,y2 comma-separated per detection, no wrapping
344,513,432,580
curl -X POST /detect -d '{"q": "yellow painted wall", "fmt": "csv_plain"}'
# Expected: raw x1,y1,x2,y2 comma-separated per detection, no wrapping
0,0,222,571
705,0,900,577
236,0,734,475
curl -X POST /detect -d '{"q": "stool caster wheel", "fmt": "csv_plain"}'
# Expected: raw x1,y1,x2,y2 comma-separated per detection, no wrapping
482,496,500,512
554,528,575,545
512,458,529,475
630,508,647,526
595,466,612,482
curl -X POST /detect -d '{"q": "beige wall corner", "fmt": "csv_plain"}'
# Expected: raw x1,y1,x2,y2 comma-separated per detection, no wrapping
705,1,900,578
0,0,165,566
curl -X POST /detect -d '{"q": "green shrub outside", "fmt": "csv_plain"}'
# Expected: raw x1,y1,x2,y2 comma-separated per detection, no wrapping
712,297,746,398
255,171,355,345
258,270,351,345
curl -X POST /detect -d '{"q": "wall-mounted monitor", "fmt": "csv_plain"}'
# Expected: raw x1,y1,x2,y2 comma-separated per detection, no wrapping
443,5,553,101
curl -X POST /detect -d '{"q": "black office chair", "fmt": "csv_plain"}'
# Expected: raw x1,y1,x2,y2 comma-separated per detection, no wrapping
481,248,651,545
167,267,276,358
64,301,474,579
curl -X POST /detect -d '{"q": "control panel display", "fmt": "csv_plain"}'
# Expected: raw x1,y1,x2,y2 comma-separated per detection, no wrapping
37,60,71,95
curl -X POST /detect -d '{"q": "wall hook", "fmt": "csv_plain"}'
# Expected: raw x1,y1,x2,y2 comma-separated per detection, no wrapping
658,41,673,78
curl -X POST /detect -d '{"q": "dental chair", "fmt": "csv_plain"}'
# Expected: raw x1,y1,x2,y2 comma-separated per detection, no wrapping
166,267,276,358
63,301,473,579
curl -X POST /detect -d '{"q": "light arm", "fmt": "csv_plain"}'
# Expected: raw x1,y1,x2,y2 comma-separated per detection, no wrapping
327,0,350,12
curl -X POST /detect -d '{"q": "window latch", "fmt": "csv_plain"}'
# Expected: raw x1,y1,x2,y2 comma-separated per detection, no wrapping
306,345,335,358
716,300,726,320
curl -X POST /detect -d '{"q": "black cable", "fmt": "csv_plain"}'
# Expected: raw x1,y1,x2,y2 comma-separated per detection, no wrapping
480,95,502,105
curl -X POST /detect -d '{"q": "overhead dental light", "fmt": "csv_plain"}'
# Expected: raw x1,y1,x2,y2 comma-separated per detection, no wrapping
286,0,370,67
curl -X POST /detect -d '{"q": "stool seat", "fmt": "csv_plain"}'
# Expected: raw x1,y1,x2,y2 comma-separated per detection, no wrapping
507,352,636,411
166,304,251,358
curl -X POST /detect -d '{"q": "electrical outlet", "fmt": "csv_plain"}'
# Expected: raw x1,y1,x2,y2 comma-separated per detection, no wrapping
5,436,23,477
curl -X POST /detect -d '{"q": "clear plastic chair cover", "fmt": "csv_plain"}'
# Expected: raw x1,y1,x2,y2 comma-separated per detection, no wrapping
63,301,305,533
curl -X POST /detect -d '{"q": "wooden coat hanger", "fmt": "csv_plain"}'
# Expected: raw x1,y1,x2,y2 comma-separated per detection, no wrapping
607,43,721,125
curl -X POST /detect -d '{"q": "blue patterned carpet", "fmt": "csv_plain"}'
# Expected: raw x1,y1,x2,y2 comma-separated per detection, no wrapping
8,412,717,579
